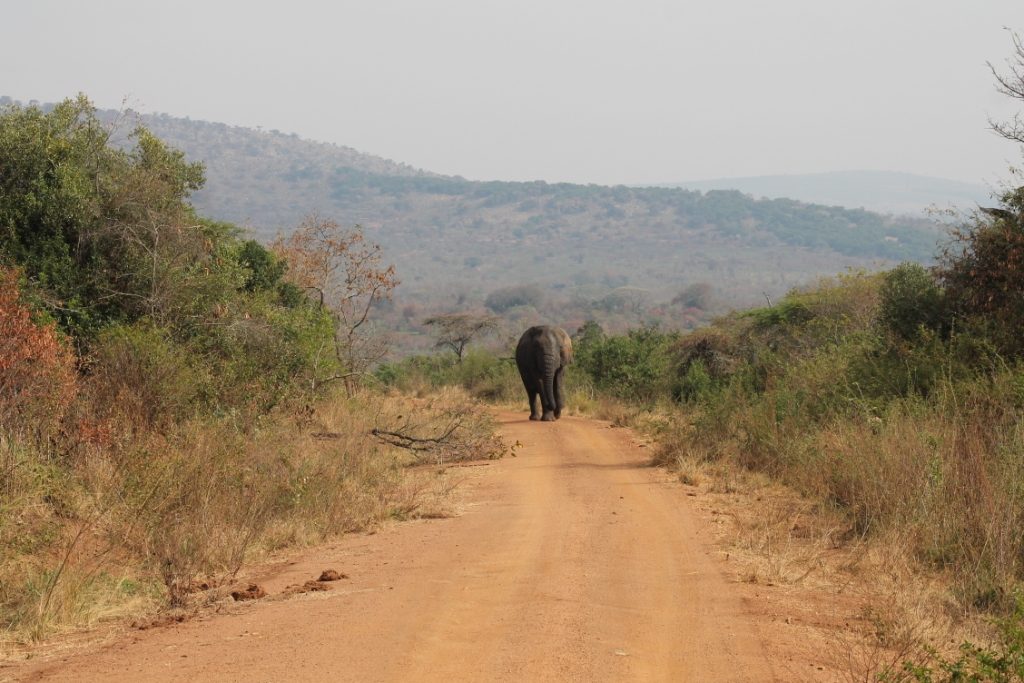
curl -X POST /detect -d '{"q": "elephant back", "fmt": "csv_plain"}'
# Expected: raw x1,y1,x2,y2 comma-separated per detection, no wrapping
516,325,572,366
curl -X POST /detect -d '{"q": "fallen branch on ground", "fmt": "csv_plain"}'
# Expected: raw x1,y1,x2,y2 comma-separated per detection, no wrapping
370,398,505,464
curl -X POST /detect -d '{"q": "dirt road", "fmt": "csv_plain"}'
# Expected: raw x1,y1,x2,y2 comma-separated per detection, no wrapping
19,413,783,682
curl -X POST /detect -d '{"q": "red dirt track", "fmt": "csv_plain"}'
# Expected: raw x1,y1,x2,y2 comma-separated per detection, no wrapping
17,413,792,682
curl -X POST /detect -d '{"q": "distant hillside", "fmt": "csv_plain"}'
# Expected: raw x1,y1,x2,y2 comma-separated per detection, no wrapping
0,98,948,311
663,171,992,216
136,111,437,182
135,113,946,304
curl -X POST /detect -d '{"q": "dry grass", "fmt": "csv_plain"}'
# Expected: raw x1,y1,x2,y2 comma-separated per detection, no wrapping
0,387,500,657
659,423,1005,682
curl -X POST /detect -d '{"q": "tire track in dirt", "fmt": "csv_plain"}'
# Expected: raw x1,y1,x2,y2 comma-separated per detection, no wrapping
16,413,779,682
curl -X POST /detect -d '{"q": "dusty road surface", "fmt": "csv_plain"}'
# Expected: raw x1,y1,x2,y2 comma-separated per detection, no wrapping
17,413,785,682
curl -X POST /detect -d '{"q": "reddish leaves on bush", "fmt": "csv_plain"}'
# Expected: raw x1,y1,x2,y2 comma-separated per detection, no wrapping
0,268,77,434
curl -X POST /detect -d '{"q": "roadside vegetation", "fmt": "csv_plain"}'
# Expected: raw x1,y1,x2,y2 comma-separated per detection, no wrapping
380,35,1024,680
0,96,501,653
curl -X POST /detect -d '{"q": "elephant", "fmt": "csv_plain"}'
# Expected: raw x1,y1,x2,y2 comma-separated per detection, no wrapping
515,325,573,421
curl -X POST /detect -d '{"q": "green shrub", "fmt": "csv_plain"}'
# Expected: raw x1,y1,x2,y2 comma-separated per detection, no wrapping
575,327,677,403
0,96,207,337
454,349,520,401
670,329,738,402
237,238,287,292
878,262,947,341
88,323,206,429
675,360,714,402
745,299,813,330
847,330,950,400
377,348,520,402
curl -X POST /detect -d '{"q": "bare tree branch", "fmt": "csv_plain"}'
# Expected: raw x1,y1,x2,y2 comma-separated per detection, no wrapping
273,215,398,393
988,30,1024,145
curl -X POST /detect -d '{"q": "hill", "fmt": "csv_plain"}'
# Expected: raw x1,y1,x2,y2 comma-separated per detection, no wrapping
134,112,943,307
0,98,946,314
663,170,992,216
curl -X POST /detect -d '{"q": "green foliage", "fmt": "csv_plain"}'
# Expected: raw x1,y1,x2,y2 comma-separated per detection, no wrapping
744,299,814,330
846,330,948,400
237,238,287,292
276,281,306,308
0,96,208,337
675,359,715,403
879,262,947,341
574,319,605,347
0,96,115,335
377,348,520,403
574,327,677,402
0,96,343,427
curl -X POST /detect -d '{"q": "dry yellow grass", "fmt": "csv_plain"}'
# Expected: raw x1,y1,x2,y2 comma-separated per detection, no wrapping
661,437,1002,681
0,387,502,658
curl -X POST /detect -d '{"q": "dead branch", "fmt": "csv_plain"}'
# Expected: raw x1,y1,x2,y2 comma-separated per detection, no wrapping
369,400,506,465
370,422,461,451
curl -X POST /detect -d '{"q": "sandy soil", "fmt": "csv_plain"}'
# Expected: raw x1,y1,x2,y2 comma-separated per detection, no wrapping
10,412,848,682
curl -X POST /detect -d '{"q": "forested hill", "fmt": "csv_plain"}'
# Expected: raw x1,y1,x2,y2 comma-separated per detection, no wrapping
3,97,944,307
665,170,991,216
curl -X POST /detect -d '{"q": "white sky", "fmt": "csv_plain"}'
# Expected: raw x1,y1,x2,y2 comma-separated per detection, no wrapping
2,0,1022,186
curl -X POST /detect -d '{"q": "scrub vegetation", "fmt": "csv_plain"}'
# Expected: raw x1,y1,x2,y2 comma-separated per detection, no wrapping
0,96,500,652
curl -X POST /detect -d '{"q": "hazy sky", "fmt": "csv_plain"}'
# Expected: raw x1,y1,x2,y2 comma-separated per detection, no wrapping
3,1,1022,186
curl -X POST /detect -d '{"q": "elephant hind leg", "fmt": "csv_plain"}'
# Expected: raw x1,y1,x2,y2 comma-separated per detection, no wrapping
525,377,542,420
553,367,565,419
540,386,556,421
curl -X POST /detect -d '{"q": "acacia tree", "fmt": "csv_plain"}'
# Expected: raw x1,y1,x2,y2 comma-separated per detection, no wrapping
274,215,398,390
423,313,499,362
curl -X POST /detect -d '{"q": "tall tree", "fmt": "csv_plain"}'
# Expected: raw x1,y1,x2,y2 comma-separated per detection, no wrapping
0,95,209,335
274,215,398,390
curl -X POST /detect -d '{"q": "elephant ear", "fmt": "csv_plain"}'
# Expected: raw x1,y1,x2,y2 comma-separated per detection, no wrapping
556,328,574,365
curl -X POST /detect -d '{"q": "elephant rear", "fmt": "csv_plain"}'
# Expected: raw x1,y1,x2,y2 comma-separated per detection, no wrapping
515,325,572,421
